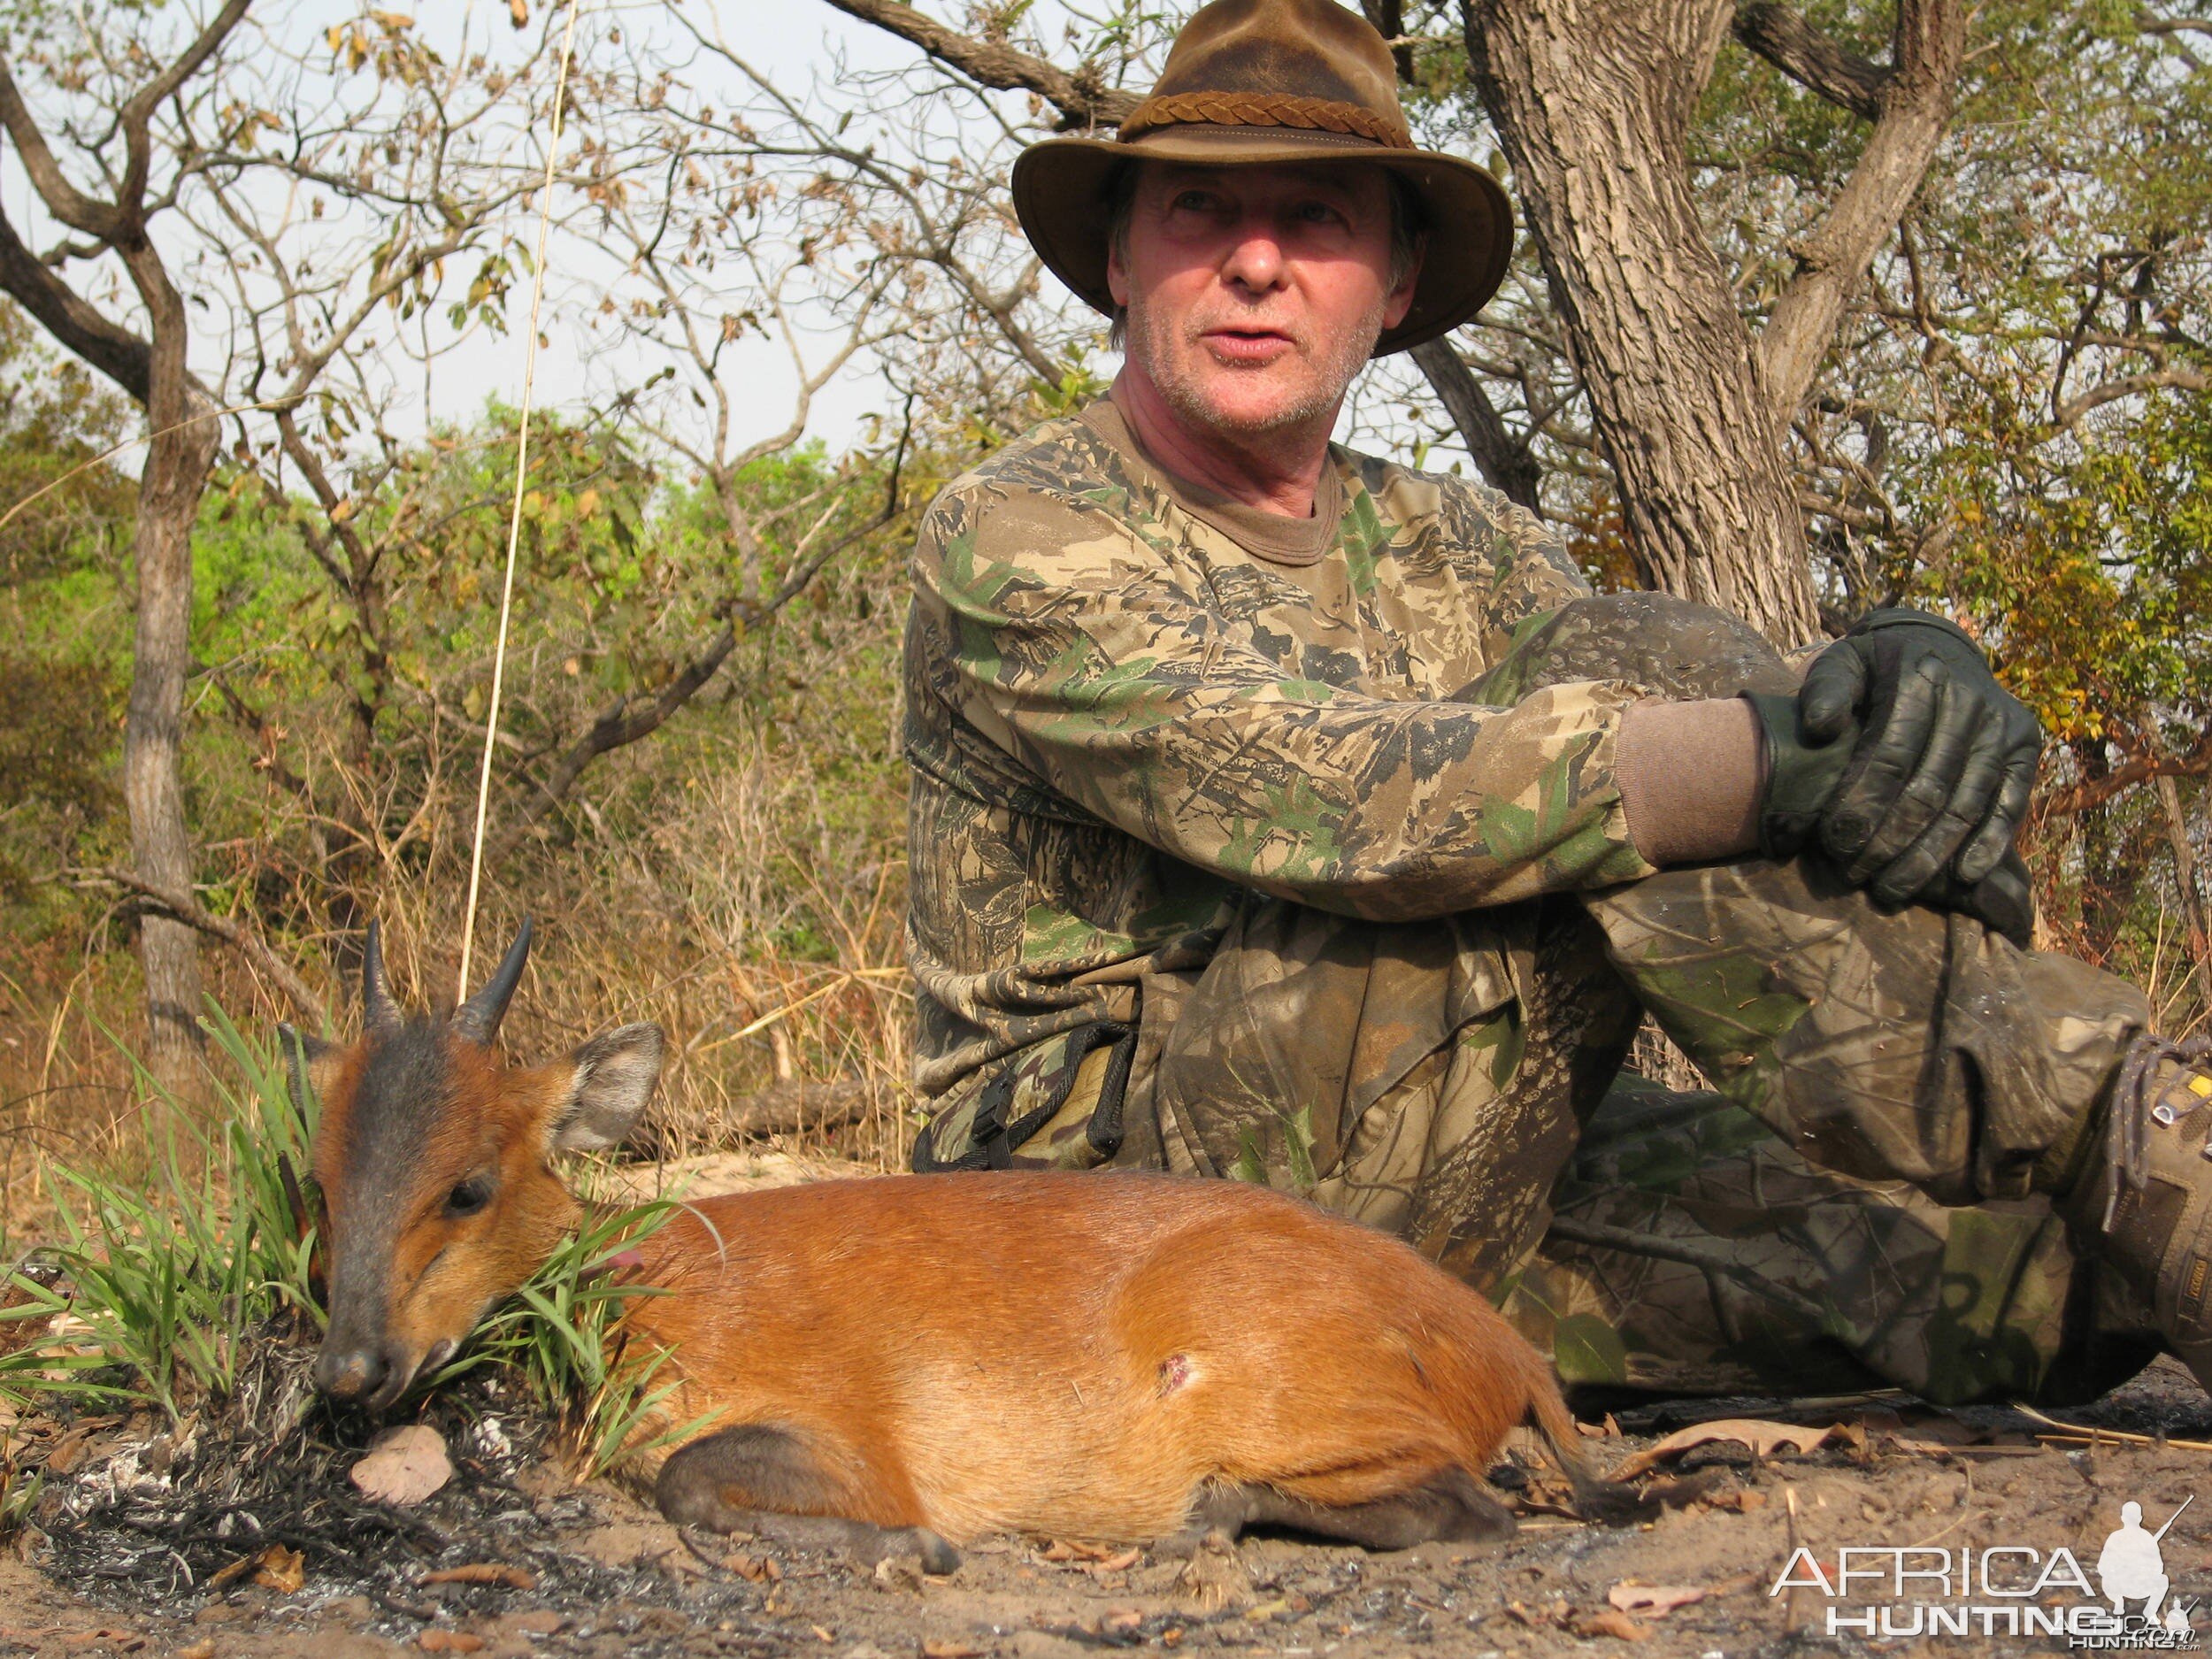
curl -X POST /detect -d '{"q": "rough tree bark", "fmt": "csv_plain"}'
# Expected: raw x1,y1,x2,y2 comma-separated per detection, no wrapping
1462,3,1813,636
1462,0,1963,642
826,0,1968,648
2156,774,2212,1007
120,271,219,1081
0,0,250,1089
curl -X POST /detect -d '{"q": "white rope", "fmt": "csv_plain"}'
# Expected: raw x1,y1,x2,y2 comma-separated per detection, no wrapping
458,0,585,992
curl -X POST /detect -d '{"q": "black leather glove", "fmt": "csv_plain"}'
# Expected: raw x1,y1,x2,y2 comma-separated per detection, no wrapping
1917,845,2037,949
1798,609,2041,906
1742,691,1858,860
1746,688,2038,946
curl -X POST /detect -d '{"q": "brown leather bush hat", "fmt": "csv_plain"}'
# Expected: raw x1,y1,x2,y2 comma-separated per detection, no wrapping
1010,0,1513,357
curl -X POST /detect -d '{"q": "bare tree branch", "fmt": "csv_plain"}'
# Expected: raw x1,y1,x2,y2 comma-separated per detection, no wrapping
0,202,152,400
2039,727,2212,820
67,865,323,1021
0,53,122,238
1757,0,1966,423
1409,338,1543,512
2051,365,2210,431
115,0,251,224
1733,3,1887,120
819,0,1138,127
2136,11,2212,35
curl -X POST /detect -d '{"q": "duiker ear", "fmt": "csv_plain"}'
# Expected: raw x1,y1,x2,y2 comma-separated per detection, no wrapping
549,1023,664,1153
277,1025,342,1118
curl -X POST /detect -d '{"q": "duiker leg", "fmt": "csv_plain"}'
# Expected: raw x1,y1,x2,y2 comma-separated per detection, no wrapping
656,1425,960,1573
1248,1466,1517,1547
1165,1467,1514,1554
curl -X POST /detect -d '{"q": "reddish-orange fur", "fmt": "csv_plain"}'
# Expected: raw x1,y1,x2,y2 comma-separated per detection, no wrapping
306,1007,1594,1547
618,1170,1567,1543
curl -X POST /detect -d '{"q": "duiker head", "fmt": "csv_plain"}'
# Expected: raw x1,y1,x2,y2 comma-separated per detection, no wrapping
286,920,663,1413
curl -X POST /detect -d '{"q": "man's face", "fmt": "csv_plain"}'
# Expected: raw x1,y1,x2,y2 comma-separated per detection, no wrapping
1107,161,1419,445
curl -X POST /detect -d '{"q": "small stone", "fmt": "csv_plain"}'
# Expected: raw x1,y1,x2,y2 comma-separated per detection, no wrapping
351,1426,454,1507
872,1555,925,1594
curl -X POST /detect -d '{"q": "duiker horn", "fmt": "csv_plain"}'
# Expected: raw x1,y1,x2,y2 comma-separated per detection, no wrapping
307,945,1646,1563
362,920,401,1037
451,918,533,1046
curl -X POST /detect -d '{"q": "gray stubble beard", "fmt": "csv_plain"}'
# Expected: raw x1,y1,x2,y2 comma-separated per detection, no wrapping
1126,287,1387,449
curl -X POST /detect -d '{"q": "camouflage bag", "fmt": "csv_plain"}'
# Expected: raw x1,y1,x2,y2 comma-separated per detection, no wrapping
911,1021,1137,1172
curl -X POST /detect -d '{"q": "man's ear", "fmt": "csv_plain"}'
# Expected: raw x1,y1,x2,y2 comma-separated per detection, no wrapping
1382,239,1424,332
548,1023,664,1153
277,1024,342,1120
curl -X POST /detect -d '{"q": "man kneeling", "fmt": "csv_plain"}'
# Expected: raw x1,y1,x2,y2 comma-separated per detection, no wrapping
902,0,2210,1408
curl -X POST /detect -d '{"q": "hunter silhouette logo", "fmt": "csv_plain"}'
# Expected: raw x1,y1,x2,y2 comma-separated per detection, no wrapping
2098,1498,2193,1636
1770,1491,2201,1647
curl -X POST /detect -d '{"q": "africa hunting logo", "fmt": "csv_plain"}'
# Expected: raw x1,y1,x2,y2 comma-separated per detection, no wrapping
1770,1496,2199,1647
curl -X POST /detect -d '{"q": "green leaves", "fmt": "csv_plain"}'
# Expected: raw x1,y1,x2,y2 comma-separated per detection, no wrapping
437,1190,710,1474
1934,388,2211,749
0,1002,322,1427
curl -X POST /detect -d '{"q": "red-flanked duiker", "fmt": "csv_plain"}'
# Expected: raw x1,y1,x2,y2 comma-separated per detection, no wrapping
288,920,1653,1569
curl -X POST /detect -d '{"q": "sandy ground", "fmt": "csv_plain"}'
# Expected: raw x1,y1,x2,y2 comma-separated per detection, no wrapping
5,1354,2212,1659
5,1153,2211,1657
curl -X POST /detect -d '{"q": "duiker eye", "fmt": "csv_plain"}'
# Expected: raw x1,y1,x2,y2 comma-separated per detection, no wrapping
446,1177,493,1217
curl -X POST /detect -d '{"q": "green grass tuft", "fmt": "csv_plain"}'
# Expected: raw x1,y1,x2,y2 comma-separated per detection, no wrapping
2,1002,701,1513
0,1002,318,1424
432,1187,713,1474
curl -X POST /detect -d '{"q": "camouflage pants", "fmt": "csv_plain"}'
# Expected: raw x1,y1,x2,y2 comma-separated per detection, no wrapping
1094,595,2159,1406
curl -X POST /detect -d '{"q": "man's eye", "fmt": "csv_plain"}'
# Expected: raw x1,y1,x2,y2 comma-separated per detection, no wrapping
1171,190,1215,211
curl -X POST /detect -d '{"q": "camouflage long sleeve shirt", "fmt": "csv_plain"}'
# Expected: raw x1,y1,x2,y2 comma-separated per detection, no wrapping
903,399,1657,1125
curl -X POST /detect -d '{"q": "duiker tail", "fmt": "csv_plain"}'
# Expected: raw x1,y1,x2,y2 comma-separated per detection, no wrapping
1519,1353,1709,1525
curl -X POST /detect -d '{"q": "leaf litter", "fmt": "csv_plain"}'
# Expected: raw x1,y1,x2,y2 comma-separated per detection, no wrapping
8,1353,2212,1657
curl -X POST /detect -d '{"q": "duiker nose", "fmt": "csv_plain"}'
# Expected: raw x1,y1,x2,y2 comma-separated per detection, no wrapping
315,1342,391,1402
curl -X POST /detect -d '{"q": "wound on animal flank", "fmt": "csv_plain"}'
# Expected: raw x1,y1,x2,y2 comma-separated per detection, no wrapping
296,920,1669,1561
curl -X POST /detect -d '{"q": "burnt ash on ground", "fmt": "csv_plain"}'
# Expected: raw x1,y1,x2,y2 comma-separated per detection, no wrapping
15,1339,773,1647
12,1349,2212,1657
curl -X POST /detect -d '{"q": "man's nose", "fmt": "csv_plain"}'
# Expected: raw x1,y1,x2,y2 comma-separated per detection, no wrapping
1218,227,1287,293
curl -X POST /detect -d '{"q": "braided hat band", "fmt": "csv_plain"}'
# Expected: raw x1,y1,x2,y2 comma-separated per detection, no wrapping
1010,0,1516,357
1118,91,1414,151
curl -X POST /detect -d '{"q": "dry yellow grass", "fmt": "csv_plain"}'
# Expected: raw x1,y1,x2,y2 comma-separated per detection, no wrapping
0,711,917,1246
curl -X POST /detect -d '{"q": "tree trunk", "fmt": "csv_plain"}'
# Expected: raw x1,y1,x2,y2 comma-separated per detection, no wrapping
1409,338,1544,514
1462,0,1820,644
2156,772,2212,1010
121,250,215,1094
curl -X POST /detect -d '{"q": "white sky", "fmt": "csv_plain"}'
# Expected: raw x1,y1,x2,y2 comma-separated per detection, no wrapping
3,0,1427,478
349,0,989,457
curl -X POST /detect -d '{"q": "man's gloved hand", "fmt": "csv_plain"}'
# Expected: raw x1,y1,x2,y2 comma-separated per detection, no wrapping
1742,691,1858,861
1917,845,2037,950
1797,609,2042,907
